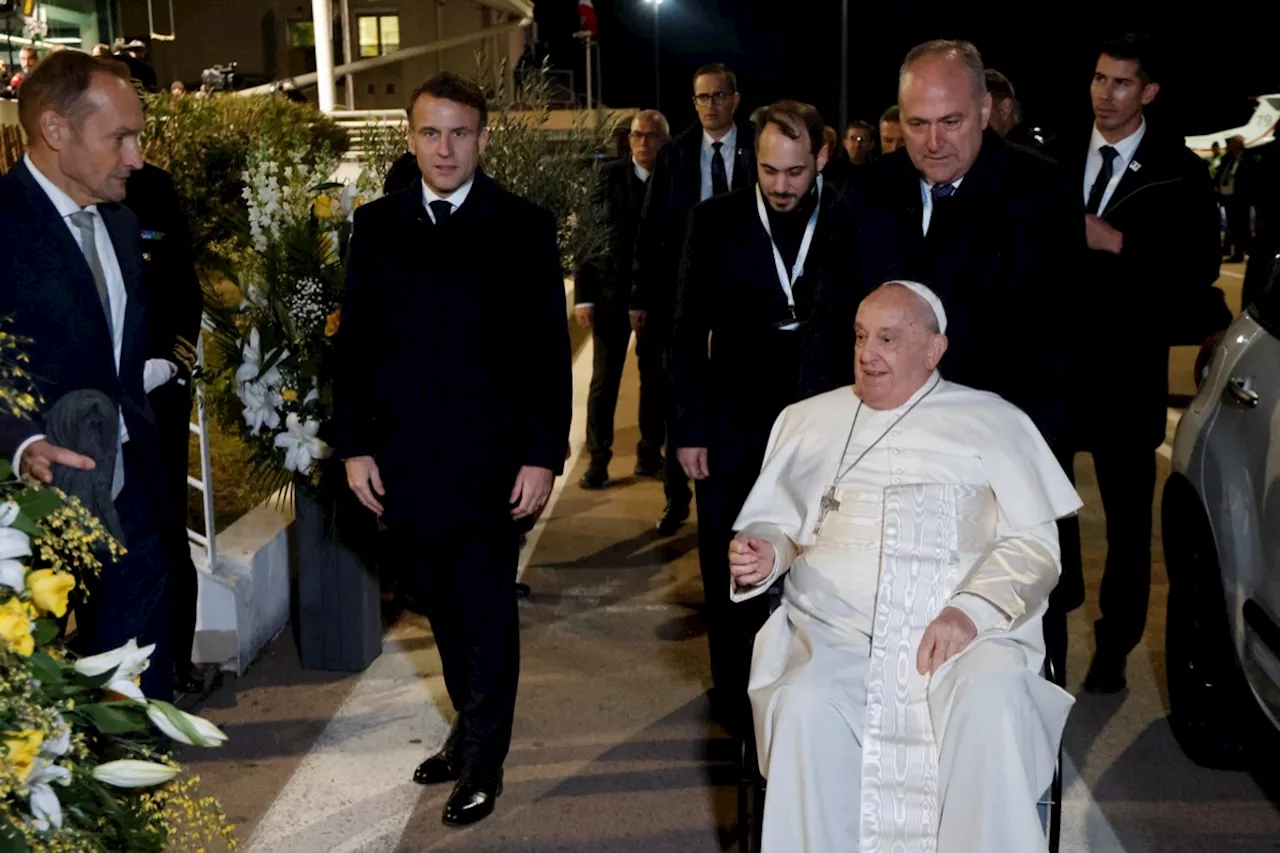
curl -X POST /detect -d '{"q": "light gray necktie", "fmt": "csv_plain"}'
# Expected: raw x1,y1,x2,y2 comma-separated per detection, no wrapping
68,209,124,498
68,209,114,339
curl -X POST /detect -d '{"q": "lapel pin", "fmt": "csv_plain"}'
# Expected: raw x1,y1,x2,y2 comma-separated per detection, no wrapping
1129,160,1141,173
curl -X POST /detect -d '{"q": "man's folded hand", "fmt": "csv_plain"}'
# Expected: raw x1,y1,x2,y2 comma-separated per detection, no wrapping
729,537,775,589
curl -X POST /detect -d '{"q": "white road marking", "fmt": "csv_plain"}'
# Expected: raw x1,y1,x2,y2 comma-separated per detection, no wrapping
1060,755,1126,852
1221,270,1244,279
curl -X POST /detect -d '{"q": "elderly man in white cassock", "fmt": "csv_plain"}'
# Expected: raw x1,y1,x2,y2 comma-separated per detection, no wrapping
729,280,1082,853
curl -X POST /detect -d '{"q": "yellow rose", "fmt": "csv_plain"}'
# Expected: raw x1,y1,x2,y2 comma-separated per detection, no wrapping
281,389,298,402
26,569,74,619
0,596,34,656
353,195,365,210
2,729,43,783
325,308,341,338
314,194,334,220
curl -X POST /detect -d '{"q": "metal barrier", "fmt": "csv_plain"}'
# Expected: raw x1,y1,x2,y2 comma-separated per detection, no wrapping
185,326,217,568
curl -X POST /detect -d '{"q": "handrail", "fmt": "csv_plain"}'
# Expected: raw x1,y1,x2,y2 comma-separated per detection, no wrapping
236,15,533,97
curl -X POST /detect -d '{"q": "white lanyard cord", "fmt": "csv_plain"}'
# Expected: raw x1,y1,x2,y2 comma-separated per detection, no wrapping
755,174,823,317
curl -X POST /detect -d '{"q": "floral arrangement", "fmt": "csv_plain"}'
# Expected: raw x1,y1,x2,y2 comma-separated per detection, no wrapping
201,142,384,499
0,330,235,852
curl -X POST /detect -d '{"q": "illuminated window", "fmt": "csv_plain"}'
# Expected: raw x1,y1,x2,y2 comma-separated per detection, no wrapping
358,14,399,57
290,21,315,49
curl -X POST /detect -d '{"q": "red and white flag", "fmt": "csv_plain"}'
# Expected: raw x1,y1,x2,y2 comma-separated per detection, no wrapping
578,0,599,35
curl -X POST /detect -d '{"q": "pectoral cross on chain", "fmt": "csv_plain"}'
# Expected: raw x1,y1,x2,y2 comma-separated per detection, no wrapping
814,486,841,538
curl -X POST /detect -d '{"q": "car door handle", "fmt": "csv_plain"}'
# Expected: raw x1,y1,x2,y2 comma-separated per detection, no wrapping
1226,377,1260,408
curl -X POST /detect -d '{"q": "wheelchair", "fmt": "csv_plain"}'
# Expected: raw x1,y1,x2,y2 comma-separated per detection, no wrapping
735,621,1065,853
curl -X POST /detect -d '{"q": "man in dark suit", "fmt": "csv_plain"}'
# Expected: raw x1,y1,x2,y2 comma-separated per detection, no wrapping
801,40,1081,677
1052,35,1220,693
670,100,854,736
334,72,571,827
574,109,669,489
632,61,756,535
804,39,1078,444
0,50,175,700
126,162,204,696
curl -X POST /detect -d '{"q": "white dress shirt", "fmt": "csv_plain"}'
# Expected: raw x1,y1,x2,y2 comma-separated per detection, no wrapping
920,176,965,236
1083,119,1145,215
16,155,134,477
422,176,475,223
700,125,738,201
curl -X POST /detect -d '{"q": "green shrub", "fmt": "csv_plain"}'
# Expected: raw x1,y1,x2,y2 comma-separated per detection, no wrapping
141,94,349,271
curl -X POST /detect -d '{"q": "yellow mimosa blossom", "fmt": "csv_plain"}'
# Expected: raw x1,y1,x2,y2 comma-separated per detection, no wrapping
325,308,341,338
281,389,298,402
26,568,75,618
0,596,34,656
2,729,43,783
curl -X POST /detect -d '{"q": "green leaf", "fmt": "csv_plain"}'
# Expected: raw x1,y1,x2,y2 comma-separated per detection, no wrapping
311,181,344,192
32,618,59,646
0,460,12,481
9,513,43,538
28,649,62,684
14,487,62,521
0,823,28,853
79,702,147,735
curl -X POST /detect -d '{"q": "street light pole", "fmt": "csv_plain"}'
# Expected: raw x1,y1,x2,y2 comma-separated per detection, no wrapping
645,0,661,111
839,0,848,134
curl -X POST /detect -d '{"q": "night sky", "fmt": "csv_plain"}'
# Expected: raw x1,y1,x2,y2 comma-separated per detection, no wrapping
534,2,1279,140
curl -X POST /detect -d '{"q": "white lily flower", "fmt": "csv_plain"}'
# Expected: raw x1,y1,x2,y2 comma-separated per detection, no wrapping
0,559,24,592
147,701,228,747
91,759,178,788
28,760,71,831
239,380,284,436
73,638,154,705
39,716,70,758
0,526,31,561
273,414,331,474
0,500,20,527
234,328,287,387
339,182,361,220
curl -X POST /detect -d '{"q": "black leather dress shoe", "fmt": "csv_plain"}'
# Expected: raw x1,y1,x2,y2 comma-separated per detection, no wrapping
656,501,689,536
634,454,663,478
579,461,608,490
413,750,463,785
1082,653,1127,694
443,770,503,827
413,723,464,785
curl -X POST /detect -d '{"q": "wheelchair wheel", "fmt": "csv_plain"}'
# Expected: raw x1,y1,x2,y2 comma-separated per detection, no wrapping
737,736,765,853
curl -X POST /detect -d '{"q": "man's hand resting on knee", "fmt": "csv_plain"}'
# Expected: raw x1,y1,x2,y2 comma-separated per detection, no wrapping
729,537,775,590
917,606,977,675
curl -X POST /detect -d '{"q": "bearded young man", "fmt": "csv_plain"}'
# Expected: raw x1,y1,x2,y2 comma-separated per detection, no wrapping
668,100,856,738
732,281,1081,852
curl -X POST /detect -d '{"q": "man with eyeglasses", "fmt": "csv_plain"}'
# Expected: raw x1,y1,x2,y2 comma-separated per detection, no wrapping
633,61,756,536
575,109,670,489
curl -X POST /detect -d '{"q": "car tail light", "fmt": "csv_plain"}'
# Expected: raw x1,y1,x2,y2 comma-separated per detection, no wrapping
1194,332,1223,389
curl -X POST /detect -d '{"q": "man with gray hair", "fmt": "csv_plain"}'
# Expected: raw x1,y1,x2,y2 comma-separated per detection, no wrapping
735,280,1079,851
575,108,670,488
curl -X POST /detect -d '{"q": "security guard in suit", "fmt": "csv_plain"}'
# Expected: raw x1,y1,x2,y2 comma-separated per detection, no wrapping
125,162,205,696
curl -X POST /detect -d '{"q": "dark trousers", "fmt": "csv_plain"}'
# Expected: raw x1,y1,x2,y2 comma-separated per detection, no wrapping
694,461,773,737
585,304,658,466
1090,442,1157,659
151,382,198,673
636,312,691,507
407,525,521,773
1223,197,1251,259
73,444,174,701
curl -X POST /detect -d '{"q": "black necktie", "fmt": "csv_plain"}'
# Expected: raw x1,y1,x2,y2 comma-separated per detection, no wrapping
1086,145,1120,215
429,199,452,225
711,141,729,196
930,183,956,202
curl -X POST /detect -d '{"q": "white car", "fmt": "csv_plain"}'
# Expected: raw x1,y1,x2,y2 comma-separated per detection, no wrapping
1164,259,1280,768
